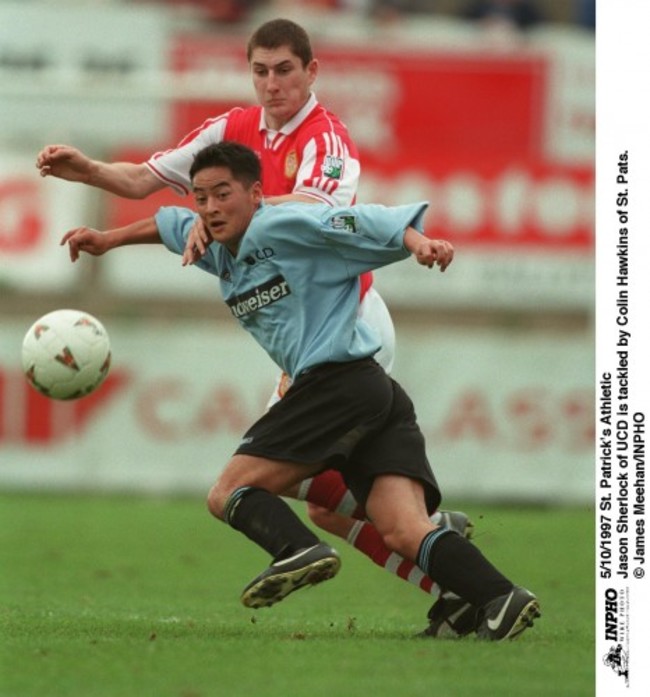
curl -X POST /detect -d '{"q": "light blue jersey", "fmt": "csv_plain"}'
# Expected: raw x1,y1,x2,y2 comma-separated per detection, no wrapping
156,201,428,379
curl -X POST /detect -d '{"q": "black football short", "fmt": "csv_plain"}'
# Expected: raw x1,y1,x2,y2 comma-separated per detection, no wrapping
235,358,441,513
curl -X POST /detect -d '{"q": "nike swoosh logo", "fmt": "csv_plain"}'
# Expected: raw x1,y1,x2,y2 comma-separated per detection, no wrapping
487,591,514,631
273,547,318,567
290,571,310,588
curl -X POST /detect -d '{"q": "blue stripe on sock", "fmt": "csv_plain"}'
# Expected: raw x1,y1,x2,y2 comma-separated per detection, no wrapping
417,527,454,570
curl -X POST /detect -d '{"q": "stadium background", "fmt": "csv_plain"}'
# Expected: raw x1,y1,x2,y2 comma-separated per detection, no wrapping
0,0,594,505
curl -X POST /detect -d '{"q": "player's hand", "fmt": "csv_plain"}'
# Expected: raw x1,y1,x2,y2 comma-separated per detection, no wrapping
60,227,110,262
415,238,454,271
181,217,211,266
36,145,93,183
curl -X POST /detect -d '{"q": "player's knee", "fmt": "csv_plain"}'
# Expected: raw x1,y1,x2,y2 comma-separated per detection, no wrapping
206,480,231,520
206,461,252,520
206,485,222,520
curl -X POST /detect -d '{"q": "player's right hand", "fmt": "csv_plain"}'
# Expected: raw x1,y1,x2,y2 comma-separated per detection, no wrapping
60,227,109,262
181,216,211,266
415,238,454,272
36,145,93,183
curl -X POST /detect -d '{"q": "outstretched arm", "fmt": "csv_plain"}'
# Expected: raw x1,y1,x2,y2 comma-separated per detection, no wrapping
36,145,164,199
318,202,453,275
60,217,161,262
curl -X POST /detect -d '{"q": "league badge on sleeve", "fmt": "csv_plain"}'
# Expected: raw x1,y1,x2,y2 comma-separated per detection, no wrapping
321,155,343,180
329,215,357,233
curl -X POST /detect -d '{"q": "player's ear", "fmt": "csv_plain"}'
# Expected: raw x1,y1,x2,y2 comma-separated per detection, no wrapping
307,58,318,85
251,181,263,203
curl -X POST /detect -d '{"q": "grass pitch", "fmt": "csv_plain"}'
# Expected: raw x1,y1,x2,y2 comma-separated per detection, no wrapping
1,493,594,697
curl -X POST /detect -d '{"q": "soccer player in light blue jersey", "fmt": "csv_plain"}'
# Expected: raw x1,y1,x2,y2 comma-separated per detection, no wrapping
61,142,540,640
41,17,476,635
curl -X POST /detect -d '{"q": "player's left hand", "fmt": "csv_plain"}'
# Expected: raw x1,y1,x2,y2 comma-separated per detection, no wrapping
182,217,211,266
415,238,454,271
60,227,109,262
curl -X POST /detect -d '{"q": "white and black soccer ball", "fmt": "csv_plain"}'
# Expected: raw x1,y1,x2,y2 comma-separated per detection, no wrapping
21,309,111,400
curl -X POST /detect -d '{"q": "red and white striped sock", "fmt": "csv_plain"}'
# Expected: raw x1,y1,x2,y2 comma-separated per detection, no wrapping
297,471,366,519
298,471,441,598
347,520,441,598
298,472,448,528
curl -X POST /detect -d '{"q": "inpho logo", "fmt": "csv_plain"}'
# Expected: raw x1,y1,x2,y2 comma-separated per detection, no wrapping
604,588,618,641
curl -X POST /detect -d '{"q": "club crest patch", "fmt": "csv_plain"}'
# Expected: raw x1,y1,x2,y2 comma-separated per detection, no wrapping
321,155,343,179
285,150,298,178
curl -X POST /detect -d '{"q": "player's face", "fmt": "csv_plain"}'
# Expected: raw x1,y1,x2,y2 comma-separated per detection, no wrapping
250,46,318,130
192,166,263,254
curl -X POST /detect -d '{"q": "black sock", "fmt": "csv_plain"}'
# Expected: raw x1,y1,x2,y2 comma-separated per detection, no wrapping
417,529,513,607
224,486,319,561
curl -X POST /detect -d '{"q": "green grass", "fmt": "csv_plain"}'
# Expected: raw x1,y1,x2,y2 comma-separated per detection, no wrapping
1,493,594,697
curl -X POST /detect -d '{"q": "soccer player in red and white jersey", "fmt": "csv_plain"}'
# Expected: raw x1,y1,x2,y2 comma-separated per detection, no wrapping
148,72,359,205
37,18,474,635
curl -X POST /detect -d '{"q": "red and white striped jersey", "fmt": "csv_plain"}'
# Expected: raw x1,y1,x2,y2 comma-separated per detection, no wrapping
146,94,360,207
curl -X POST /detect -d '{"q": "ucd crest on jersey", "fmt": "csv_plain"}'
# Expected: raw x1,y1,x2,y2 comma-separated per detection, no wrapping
321,155,343,179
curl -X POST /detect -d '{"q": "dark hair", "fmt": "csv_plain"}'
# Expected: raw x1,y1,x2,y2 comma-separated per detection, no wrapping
246,18,313,67
189,142,261,186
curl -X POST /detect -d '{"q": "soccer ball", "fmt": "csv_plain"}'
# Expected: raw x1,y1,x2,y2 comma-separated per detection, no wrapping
21,309,111,400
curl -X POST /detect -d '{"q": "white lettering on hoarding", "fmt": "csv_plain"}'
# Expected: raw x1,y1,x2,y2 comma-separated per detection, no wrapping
359,167,594,246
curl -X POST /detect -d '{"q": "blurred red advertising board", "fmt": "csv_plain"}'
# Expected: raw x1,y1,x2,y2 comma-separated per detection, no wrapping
0,180,45,254
169,38,546,159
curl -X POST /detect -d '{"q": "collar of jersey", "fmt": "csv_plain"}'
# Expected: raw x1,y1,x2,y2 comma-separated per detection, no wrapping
259,92,318,138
